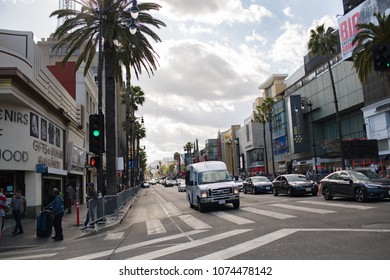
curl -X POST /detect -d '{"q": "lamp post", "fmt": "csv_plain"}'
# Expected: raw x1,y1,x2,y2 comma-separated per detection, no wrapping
95,0,139,194
298,99,318,174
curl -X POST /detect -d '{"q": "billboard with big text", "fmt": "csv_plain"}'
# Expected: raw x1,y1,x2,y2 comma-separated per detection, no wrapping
338,0,390,61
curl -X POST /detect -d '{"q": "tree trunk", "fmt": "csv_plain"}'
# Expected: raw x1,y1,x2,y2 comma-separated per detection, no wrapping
328,59,345,170
104,43,118,195
263,123,268,174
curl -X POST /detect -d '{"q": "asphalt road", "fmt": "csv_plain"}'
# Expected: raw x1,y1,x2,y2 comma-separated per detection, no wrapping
1,184,390,260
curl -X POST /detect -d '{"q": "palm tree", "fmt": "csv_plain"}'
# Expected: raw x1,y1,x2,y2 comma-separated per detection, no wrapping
253,97,275,175
121,85,145,187
183,142,194,166
308,24,345,169
352,12,390,83
50,0,166,194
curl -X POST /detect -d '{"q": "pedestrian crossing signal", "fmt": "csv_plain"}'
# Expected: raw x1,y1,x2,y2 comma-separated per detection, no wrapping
90,156,98,167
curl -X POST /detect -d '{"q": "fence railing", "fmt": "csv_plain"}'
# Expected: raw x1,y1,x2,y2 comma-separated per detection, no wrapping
85,186,140,231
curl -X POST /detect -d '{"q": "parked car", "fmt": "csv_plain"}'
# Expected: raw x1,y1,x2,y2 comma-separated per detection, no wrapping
177,179,186,192
319,170,390,202
233,177,244,192
272,174,318,196
243,176,272,194
141,181,150,188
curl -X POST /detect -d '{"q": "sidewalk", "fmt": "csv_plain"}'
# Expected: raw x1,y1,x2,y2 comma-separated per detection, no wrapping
0,194,137,251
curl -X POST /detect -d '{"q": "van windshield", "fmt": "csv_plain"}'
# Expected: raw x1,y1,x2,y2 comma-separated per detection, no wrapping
198,171,231,184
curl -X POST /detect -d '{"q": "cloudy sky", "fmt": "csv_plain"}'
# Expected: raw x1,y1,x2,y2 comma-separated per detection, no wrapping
1,0,344,164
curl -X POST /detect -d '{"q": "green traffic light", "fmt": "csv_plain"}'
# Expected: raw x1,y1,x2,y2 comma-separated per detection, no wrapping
93,130,100,137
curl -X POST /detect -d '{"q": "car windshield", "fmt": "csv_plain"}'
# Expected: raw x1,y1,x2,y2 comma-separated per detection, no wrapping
252,177,270,182
349,171,370,180
199,171,231,184
286,174,308,182
357,170,381,179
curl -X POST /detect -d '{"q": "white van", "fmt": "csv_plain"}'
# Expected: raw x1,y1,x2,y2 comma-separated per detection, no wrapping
185,161,240,212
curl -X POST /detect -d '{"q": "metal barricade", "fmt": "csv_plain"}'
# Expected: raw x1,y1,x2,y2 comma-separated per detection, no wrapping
85,186,141,231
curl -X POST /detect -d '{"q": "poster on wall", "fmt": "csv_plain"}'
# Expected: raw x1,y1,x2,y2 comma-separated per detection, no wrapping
338,0,390,61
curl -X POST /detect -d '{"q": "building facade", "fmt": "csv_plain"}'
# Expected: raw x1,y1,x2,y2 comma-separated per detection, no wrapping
0,30,85,216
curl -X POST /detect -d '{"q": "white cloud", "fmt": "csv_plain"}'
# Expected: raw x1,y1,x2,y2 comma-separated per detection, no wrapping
157,0,273,24
283,7,294,18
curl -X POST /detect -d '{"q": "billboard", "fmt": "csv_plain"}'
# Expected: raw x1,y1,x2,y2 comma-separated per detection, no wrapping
338,0,390,61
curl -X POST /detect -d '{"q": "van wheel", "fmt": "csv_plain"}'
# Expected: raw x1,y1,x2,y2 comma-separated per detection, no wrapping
198,197,206,213
233,200,240,209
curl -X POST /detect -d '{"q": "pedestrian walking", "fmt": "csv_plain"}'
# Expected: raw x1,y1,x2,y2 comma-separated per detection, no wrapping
10,189,27,236
46,188,64,241
0,188,8,243
65,183,74,214
80,183,97,230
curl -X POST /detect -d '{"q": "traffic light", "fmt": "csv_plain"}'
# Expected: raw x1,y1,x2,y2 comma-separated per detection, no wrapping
90,156,99,167
372,44,390,71
89,113,105,154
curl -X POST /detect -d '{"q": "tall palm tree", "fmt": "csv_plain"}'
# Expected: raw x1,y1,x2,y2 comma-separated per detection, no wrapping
253,97,275,175
50,0,165,194
308,24,345,169
352,12,390,83
121,85,145,187
183,142,194,166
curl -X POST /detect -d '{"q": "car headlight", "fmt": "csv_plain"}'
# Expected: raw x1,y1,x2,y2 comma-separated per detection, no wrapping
233,188,239,195
200,190,208,198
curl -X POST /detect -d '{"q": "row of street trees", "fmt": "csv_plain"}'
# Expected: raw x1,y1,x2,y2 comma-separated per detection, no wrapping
50,0,166,194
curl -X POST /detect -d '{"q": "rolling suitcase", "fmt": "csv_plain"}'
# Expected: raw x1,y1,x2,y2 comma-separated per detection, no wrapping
36,210,53,237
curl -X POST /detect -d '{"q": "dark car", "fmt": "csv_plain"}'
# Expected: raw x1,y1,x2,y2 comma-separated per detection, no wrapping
272,174,318,196
319,170,390,202
243,176,272,194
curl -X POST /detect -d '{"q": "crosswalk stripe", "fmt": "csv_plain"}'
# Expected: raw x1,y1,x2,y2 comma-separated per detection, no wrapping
297,200,375,210
11,253,58,260
127,229,252,260
179,214,212,229
104,232,125,240
271,203,336,214
196,228,298,260
146,219,167,235
211,211,255,225
68,229,208,260
241,207,296,219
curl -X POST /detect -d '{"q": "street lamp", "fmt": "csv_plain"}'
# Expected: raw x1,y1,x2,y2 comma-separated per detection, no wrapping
296,99,318,174
95,0,139,193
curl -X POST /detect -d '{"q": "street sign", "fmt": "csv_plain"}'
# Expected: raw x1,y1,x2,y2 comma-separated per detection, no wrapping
36,164,47,173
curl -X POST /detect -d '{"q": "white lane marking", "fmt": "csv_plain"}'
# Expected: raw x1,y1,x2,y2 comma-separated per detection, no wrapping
241,207,296,219
197,228,390,260
271,203,336,214
197,228,298,260
179,214,212,229
211,211,255,225
298,200,374,210
127,229,252,260
146,219,167,235
11,253,58,260
68,229,207,260
103,232,125,240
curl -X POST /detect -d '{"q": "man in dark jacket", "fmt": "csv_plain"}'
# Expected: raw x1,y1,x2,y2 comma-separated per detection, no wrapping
47,188,64,241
